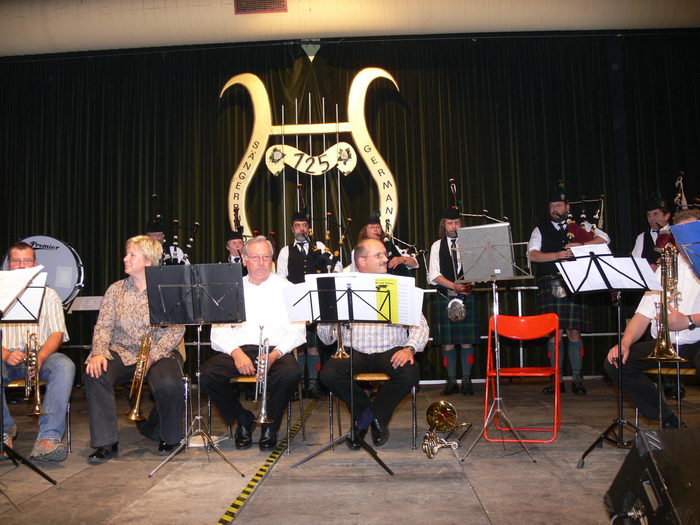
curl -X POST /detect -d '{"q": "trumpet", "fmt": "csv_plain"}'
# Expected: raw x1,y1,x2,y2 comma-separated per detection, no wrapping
642,243,687,362
254,327,273,424
422,401,471,459
126,328,153,422
24,332,44,416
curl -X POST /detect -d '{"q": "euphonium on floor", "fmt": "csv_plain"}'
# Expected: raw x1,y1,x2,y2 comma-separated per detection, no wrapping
24,331,44,416
126,328,153,422
422,401,471,459
254,327,273,424
642,243,687,362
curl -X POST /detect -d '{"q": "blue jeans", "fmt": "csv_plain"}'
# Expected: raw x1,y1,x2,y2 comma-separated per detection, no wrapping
2,352,76,441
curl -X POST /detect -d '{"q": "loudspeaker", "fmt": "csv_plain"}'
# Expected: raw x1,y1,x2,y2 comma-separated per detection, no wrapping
604,429,700,525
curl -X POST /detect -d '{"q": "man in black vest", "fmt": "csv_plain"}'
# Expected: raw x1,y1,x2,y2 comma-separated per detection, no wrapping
225,230,247,276
631,197,671,272
428,208,479,396
527,191,610,395
276,211,338,399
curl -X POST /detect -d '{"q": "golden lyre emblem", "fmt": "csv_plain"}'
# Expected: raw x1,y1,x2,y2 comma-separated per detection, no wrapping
220,68,400,234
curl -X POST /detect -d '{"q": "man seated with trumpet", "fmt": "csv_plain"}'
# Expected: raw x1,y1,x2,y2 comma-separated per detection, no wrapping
2,242,74,461
318,238,429,448
605,208,700,430
84,235,185,463
201,236,304,451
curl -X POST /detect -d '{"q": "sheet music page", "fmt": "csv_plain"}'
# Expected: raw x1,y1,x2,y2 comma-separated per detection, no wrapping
0,266,44,316
557,256,660,292
283,281,313,322
2,271,48,321
570,244,612,257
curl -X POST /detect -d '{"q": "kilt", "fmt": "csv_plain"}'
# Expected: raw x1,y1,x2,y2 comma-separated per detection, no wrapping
430,291,480,345
537,275,590,332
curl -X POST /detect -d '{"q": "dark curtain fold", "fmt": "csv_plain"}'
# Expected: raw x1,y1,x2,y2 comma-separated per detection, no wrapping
1,30,699,377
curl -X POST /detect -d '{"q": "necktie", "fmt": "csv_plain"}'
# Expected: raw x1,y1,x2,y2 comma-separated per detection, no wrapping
450,238,462,278
233,256,241,263
558,222,566,231
296,242,306,254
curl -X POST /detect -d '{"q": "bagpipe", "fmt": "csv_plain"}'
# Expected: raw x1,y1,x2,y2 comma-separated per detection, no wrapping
150,194,200,265
564,195,605,244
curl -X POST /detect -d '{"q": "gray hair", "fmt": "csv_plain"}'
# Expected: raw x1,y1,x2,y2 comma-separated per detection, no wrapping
242,235,273,256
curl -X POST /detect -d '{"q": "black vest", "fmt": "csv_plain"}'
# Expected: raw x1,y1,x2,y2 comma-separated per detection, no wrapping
228,255,248,276
641,231,657,265
287,242,315,284
535,221,568,276
385,240,412,277
438,236,462,283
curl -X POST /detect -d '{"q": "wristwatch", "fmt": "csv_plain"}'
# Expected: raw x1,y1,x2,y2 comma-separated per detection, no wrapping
687,316,696,331
406,346,416,355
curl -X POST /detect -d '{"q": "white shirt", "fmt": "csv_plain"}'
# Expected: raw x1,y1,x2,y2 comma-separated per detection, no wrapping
428,238,461,285
631,230,659,258
276,241,342,278
527,221,610,253
210,273,306,355
636,256,700,345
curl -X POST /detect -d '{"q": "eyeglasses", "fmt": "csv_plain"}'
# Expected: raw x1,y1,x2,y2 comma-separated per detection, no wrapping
9,258,36,265
246,255,273,262
360,252,388,260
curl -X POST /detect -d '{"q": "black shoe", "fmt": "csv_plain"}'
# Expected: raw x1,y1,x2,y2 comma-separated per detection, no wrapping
158,441,181,456
442,381,459,396
460,378,474,396
370,419,390,447
346,426,367,450
235,420,256,450
259,425,277,451
88,443,118,464
663,383,686,400
305,383,324,400
572,380,587,395
543,382,565,394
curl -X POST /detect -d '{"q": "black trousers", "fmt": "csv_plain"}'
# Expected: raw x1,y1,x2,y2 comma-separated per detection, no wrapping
603,340,700,421
84,351,185,448
320,347,419,428
199,346,300,432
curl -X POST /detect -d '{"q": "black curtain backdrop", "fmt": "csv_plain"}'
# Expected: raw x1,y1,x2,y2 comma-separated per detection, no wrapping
1,30,698,378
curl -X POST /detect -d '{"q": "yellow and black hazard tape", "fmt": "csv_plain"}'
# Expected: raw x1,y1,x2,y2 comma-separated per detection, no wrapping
217,399,317,524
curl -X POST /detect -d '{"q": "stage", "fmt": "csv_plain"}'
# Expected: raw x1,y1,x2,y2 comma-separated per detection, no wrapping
1,379,697,524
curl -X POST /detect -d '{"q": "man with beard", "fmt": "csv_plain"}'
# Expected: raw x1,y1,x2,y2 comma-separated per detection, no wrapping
428,208,479,396
527,191,610,395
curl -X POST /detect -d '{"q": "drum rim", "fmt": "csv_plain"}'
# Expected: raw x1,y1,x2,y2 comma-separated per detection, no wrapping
1,234,85,305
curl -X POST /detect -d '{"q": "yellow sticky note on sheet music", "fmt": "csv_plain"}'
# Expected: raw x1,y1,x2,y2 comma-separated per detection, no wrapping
375,277,398,323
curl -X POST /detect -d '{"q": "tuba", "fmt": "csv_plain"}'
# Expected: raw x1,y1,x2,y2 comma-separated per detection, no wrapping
254,326,273,424
642,243,687,362
24,332,44,416
422,401,471,459
126,328,153,422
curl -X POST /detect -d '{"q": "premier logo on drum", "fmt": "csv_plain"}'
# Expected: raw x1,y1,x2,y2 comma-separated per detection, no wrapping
28,241,60,251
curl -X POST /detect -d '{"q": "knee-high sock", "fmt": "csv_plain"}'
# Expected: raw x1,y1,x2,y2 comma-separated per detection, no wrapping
306,354,321,385
547,342,563,379
459,345,474,380
568,341,584,380
442,348,457,382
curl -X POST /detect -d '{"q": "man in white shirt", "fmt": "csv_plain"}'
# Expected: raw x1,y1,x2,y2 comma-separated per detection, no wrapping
201,236,305,451
605,209,700,429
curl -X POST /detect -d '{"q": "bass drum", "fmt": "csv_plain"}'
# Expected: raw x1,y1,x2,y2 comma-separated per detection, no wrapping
2,235,84,307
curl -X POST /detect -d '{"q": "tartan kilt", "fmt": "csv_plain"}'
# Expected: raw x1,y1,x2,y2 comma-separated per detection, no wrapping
430,291,480,345
537,275,590,332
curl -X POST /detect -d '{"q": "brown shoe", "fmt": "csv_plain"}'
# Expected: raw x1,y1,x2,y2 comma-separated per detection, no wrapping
30,439,68,462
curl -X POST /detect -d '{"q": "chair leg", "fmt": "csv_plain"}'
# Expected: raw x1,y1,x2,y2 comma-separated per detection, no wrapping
287,401,292,455
66,401,72,453
676,364,682,423
328,392,334,449
411,386,417,450
298,382,306,441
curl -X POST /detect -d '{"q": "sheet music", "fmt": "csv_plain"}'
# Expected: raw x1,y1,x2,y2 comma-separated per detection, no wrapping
0,266,45,316
283,272,424,325
2,271,48,321
557,256,660,293
570,244,612,257
671,221,700,281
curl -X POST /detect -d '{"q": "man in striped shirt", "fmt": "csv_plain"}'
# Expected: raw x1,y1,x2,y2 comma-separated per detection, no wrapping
2,242,74,461
319,238,429,448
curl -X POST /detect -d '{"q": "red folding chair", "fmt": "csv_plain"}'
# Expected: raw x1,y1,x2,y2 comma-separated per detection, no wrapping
484,313,560,443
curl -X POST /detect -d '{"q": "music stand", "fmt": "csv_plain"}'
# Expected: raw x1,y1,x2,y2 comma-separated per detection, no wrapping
455,223,537,462
0,269,57,503
555,247,659,468
291,274,405,476
145,263,245,478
